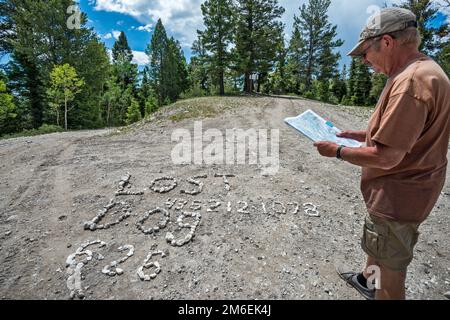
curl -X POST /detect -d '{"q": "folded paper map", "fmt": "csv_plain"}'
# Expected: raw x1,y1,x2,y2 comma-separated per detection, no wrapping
284,109,362,148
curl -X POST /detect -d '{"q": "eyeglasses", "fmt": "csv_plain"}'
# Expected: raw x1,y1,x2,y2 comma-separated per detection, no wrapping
358,40,376,60
357,36,384,60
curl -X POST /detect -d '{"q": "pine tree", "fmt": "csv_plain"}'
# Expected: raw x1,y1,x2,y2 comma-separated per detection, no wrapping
346,58,357,103
289,0,343,94
71,39,111,129
331,64,348,104
267,42,288,94
144,95,158,116
0,1,13,56
126,98,142,125
112,31,133,63
437,42,450,77
163,38,180,103
101,78,121,127
2,0,48,128
200,0,235,95
1,0,110,130
234,0,285,93
147,19,168,107
369,73,388,105
397,0,448,56
170,38,189,97
137,66,151,116
348,58,372,106
189,33,211,94
112,32,138,94
286,25,307,94
435,2,450,75
146,20,188,106
0,79,17,135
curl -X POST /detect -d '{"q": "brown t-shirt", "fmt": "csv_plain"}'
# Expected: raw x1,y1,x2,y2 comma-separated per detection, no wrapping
361,57,450,223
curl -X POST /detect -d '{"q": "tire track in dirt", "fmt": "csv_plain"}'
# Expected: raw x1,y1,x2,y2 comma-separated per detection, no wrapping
0,131,110,298
1,99,448,300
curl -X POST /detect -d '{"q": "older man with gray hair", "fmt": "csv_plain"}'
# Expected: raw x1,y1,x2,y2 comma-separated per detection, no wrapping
314,7,450,300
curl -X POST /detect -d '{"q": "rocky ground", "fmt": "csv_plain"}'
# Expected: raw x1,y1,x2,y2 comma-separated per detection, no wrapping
0,95,449,300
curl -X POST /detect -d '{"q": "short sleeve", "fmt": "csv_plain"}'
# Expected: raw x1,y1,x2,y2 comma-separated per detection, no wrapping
372,93,428,153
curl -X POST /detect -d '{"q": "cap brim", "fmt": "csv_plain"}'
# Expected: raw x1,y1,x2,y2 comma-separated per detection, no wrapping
347,39,366,57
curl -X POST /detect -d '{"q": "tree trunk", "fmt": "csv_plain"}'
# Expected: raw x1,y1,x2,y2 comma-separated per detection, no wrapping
257,73,267,93
244,72,248,92
219,70,225,96
107,101,111,127
244,72,252,93
306,25,314,92
56,109,60,127
64,96,68,131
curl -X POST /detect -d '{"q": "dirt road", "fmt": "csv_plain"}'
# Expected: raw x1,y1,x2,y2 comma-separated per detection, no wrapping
0,96,448,300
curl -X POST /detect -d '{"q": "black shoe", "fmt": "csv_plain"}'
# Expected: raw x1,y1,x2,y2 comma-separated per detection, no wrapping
336,266,375,300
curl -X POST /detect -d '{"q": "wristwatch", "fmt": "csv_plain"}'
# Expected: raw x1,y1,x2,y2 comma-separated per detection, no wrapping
336,145,345,161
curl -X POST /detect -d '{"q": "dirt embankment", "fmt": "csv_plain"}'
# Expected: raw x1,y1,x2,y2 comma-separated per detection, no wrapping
0,96,448,300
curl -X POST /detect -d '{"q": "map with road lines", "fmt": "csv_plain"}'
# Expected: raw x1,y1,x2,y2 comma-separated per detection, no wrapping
284,109,362,148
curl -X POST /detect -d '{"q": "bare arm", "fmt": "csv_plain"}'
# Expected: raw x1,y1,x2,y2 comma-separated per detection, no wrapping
337,130,367,143
340,142,407,170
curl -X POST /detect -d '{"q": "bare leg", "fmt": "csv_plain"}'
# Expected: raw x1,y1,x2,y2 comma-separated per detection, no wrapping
363,255,378,279
362,255,406,300
376,264,406,300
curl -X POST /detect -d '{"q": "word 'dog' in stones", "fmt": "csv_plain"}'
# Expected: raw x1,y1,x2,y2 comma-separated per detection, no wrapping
166,212,201,247
136,208,170,235
83,199,132,231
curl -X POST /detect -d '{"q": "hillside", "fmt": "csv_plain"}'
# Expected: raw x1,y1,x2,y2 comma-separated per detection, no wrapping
0,95,448,300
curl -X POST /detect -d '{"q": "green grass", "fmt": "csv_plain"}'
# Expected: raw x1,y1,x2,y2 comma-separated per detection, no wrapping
159,96,243,122
0,124,64,140
107,96,240,136
168,101,218,122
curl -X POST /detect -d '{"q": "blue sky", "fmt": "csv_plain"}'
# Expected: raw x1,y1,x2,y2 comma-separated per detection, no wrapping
81,0,449,71
2,1,448,69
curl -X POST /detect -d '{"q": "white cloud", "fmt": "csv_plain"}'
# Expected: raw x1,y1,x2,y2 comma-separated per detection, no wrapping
133,24,153,32
93,0,448,66
279,0,412,68
112,30,121,39
132,51,149,66
103,30,121,40
93,0,204,49
106,49,149,66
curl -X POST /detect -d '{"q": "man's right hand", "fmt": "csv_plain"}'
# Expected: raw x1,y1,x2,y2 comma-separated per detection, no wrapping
336,130,367,143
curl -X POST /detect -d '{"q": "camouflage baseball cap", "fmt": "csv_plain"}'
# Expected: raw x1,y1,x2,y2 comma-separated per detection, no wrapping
347,7,417,56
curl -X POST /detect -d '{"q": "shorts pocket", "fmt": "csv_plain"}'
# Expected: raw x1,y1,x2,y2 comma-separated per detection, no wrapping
362,222,387,259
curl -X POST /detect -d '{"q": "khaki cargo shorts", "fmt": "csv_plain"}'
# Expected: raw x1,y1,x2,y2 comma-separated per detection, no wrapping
361,214,421,272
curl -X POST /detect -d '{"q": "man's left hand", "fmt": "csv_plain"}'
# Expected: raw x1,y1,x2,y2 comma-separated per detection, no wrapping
313,141,339,158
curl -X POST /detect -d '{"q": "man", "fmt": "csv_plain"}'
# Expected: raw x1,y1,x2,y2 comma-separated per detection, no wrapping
313,7,450,300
